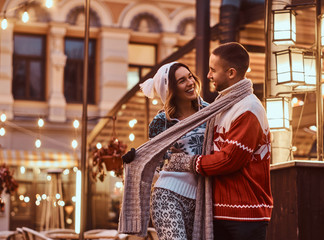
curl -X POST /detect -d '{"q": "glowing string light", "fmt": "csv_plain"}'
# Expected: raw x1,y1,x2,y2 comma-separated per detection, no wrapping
22,11,29,23
1,18,7,30
45,0,54,8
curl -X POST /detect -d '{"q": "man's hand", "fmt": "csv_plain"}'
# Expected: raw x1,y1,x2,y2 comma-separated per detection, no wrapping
162,153,197,173
122,148,136,164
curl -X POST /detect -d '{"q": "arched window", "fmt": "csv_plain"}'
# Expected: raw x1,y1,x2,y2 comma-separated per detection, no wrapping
130,13,162,33
177,17,196,36
66,6,101,27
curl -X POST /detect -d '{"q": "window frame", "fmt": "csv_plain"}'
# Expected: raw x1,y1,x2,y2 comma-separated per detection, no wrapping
128,42,157,89
12,33,46,101
63,37,96,104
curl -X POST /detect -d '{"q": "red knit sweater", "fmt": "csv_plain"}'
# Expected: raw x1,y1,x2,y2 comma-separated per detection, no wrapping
195,94,273,222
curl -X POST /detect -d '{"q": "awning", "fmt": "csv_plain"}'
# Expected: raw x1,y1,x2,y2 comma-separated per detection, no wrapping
0,149,79,168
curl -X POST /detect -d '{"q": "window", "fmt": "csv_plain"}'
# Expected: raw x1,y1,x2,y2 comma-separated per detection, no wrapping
128,66,152,90
64,38,96,104
128,43,156,89
12,34,46,101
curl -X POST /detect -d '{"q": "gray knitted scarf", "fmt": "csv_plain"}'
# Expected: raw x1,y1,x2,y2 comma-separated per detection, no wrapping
118,79,254,239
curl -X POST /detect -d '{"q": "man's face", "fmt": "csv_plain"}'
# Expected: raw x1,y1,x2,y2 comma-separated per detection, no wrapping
207,54,230,92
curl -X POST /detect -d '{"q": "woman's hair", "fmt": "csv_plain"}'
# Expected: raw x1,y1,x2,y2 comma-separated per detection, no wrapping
164,62,201,120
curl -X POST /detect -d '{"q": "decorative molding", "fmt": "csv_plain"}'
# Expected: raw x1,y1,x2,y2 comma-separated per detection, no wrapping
66,6,101,27
130,12,162,33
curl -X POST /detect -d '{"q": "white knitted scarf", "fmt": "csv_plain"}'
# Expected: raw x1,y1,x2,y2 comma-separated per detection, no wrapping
118,79,254,239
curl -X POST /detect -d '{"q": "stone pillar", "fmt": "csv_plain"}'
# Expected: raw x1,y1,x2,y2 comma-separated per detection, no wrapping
48,25,67,122
0,22,14,120
267,0,293,164
158,33,178,61
98,29,130,116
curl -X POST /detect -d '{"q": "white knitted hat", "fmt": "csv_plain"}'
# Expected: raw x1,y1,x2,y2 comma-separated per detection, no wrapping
140,62,177,104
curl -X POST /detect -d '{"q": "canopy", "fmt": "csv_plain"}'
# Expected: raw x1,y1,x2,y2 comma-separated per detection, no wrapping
0,149,79,168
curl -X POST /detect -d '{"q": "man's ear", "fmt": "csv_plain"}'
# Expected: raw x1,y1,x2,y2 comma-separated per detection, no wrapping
228,68,237,79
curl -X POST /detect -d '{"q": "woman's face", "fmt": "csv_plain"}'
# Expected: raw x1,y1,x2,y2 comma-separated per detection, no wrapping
174,66,197,102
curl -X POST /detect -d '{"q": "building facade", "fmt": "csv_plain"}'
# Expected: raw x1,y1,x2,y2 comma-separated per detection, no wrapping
0,0,223,230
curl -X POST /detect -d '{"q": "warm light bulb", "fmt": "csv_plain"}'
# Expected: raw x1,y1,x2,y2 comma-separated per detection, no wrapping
1,18,7,30
0,113,6,122
129,119,137,128
38,118,44,127
115,181,123,188
96,142,102,149
22,11,29,23
129,133,135,141
72,139,78,149
73,119,79,129
0,127,5,136
35,139,41,148
152,99,158,105
292,97,298,105
309,125,317,132
45,0,54,8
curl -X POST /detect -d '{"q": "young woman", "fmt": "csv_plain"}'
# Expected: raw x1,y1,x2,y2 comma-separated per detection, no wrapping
139,62,208,240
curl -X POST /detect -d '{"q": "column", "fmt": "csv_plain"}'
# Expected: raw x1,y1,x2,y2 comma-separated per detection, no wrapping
98,29,130,116
158,33,178,61
0,22,14,120
48,25,67,122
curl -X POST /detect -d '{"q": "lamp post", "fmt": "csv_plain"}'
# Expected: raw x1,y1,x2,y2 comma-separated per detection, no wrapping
79,0,90,239
315,0,323,160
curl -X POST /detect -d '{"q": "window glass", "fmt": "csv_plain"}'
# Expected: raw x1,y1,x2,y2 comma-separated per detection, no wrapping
10,166,77,230
29,61,43,99
128,43,156,66
127,67,140,90
127,44,156,89
12,34,46,101
64,38,96,104
141,67,151,77
14,35,43,56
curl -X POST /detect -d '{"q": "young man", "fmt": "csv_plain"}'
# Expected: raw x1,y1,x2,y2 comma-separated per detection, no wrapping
193,42,273,239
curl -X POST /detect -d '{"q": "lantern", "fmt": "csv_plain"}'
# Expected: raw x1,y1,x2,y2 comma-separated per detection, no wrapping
273,9,296,45
266,97,290,131
275,48,304,86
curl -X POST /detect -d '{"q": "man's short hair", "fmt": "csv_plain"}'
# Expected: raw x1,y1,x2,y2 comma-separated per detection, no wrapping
212,42,250,78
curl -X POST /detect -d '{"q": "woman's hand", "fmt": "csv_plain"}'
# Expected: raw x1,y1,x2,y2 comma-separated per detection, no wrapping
162,153,197,173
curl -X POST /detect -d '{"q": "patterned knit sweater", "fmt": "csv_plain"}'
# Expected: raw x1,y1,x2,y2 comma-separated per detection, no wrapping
195,93,273,221
149,101,208,199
